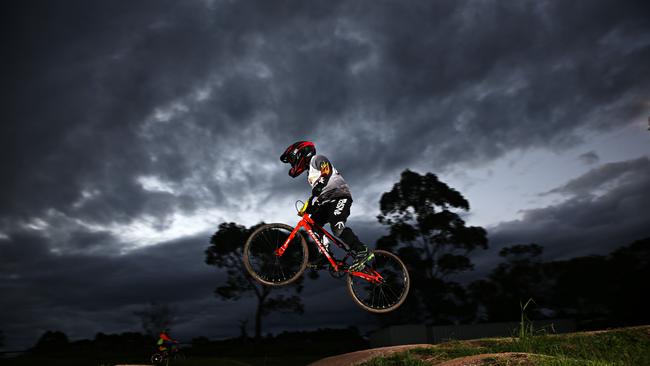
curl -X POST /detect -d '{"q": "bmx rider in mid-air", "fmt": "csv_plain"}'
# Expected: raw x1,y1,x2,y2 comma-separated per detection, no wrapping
280,141,374,271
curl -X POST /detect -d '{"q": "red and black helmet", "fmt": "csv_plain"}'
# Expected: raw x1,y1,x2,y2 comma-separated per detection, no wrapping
280,141,316,177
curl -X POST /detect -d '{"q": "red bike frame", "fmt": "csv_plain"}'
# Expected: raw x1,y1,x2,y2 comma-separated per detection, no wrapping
275,213,383,284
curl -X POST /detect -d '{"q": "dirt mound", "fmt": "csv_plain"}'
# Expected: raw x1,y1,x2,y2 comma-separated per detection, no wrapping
307,344,431,366
309,325,650,365
309,349,542,366
433,352,537,366
309,348,541,366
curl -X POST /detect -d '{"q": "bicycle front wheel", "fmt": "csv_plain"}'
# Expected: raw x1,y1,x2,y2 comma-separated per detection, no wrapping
347,250,410,313
150,353,164,365
244,223,308,286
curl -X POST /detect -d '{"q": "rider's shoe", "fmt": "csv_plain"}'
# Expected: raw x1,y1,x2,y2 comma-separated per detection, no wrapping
349,248,374,272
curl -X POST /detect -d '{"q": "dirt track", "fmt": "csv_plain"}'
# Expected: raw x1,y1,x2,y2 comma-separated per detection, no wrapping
308,347,540,366
433,352,536,366
307,344,432,366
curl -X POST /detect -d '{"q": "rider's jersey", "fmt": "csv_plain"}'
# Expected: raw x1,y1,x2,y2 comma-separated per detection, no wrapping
307,155,351,202
158,333,174,346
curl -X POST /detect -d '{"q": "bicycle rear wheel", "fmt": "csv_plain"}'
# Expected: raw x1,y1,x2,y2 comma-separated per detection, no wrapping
244,223,308,286
347,250,410,313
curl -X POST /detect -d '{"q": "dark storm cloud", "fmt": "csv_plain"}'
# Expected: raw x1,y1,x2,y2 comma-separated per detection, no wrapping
578,151,600,165
4,0,650,233
546,156,649,197
307,0,650,179
0,230,228,349
2,0,224,225
483,156,650,265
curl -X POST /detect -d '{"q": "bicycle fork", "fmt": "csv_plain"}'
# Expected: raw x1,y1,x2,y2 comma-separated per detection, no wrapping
275,220,305,257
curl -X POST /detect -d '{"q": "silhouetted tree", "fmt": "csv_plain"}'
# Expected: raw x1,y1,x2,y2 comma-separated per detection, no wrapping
32,331,69,354
238,319,249,340
548,237,650,327
470,237,650,326
133,301,176,337
377,170,488,323
469,243,547,321
206,222,304,339
191,336,211,356
606,237,650,325
92,332,153,353
544,254,609,321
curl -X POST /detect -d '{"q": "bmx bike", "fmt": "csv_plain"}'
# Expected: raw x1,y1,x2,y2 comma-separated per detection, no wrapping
151,345,184,365
243,202,410,313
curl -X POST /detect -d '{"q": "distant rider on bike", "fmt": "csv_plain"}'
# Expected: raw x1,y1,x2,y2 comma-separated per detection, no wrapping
280,141,374,271
157,328,178,354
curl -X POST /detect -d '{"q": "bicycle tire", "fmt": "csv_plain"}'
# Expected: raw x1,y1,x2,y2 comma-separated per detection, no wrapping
347,250,410,313
244,223,308,286
151,353,164,365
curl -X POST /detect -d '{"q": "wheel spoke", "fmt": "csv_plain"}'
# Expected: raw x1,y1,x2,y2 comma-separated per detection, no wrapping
383,283,402,300
348,250,409,313
244,225,306,286
261,230,275,251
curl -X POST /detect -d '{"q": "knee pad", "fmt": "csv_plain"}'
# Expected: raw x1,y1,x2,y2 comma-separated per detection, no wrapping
333,221,346,236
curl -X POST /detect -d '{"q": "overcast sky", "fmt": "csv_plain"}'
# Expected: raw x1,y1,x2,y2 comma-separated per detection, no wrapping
2,0,649,350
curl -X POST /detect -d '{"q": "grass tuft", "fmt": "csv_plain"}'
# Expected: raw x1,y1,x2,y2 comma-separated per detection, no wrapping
518,298,536,340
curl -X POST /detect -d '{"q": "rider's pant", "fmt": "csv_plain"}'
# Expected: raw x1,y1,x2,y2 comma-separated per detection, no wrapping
311,197,365,252
159,341,175,352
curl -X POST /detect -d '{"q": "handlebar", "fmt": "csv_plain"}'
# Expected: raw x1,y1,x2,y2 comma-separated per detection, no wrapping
295,200,305,213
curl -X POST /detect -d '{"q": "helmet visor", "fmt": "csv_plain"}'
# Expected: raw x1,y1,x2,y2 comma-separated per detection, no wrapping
281,148,297,164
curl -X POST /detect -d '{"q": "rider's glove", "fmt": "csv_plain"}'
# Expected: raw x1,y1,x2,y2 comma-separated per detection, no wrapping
298,200,310,216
